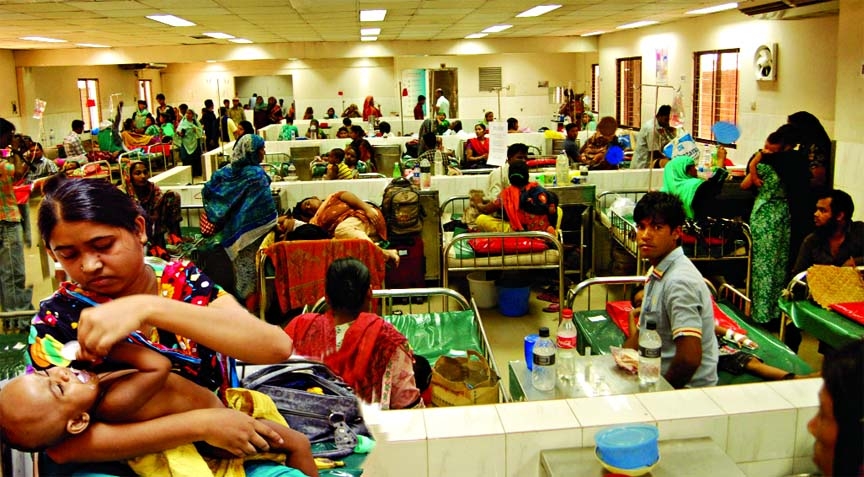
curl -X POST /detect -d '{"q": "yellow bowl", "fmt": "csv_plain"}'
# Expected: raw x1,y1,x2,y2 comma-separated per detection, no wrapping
594,448,660,476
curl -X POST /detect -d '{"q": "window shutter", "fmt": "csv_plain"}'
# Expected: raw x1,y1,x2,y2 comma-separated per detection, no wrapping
479,67,502,91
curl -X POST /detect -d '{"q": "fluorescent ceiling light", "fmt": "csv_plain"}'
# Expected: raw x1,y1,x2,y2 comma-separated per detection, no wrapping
465,33,488,39
361,36,378,42
482,24,513,33
202,32,235,39
580,31,605,37
360,9,387,22
616,20,659,30
686,2,738,15
76,43,110,48
229,38,253,44
516,5,562,17
20,36,67,43
360,28,381,36
205,60,217,63
147,14,195,27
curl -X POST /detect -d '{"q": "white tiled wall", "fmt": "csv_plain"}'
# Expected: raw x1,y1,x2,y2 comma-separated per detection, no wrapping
363,378,823,477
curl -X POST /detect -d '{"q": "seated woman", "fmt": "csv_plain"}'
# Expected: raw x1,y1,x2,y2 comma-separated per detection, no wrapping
202,134,277,302
464,124,489,168
661,155,726,220
578,116,620,170
306,118,326,139
471,160,556,234
158,112,175,142
285,258,422,409
435,113,450,135
124,160,182,256
362,96,381,121
507,117,519,134
291,191,399,265
349,125,375,171
121,118,156,151
267,97,283,125
302,106,314,120
143,114,161,137
324,107,337,119
581,112,597,132
341,103,361,118
21,176,297,476
344,145,368,176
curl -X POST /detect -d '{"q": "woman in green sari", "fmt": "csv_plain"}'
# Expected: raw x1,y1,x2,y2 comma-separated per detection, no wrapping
176,109,204,177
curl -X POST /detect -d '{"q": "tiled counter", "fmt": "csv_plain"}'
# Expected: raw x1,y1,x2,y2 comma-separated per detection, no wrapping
360,379,822,477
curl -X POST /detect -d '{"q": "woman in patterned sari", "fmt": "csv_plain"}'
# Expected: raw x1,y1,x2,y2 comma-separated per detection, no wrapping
26,176,295,476
124,160,182,257
742,130,794,324
285,258,421,409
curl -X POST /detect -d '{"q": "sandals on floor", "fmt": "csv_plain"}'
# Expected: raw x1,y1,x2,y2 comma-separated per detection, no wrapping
537,292,559,303
542,303,560,313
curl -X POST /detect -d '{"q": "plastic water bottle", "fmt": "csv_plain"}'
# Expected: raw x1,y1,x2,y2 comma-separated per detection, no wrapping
287,161,297,180
412,162,421,187
309,126,318,139
556,309,577,383
555,153,569,186
420,156,431,190
433,150,445,176
699,145,713,179
392,162,402,179
290,129,297,140
532,327,556,391
638,320,662,386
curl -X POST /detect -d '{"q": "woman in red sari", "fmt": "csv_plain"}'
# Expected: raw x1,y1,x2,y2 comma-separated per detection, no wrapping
362,96,381,121
285,258,422,410
472,160,555,234
464,124,489,168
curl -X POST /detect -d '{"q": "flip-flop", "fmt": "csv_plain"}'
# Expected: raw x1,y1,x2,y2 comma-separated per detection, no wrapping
543,303,560,313
537,292,559,303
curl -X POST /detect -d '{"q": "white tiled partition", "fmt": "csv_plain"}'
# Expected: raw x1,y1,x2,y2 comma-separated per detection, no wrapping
363,379,823,477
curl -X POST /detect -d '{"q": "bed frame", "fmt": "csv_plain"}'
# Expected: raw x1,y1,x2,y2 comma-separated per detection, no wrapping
779,266,864,342
440,195,565,309
595,189,753,297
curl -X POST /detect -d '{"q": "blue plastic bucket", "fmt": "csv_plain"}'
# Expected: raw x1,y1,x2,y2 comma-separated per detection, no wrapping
497,285,530,317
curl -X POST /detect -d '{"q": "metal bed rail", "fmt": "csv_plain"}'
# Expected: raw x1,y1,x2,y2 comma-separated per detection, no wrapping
779,266,864,340
564,275,647,312
305,287,509,403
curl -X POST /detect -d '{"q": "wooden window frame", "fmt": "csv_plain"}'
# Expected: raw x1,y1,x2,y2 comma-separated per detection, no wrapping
77,78,101,131
616,57,642,129
692,49,740,146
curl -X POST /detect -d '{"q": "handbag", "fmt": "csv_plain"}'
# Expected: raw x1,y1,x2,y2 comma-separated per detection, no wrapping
430,350,500,407
242,360,369,458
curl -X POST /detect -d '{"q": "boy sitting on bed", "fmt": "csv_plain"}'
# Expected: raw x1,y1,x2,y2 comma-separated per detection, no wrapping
0,341,319,477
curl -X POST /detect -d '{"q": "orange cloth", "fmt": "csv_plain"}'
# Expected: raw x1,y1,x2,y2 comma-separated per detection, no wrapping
263,239,386,312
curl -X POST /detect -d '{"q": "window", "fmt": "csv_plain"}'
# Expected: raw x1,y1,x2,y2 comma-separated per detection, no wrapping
77,79,101,131
138,79,153,111
692,49,739,144
591,63,600,113
616,57,641,128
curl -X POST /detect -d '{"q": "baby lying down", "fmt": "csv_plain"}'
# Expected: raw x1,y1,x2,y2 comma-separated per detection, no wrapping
0,341,318,477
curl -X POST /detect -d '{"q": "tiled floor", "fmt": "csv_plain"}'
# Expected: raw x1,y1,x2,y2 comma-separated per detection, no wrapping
22,201,824,391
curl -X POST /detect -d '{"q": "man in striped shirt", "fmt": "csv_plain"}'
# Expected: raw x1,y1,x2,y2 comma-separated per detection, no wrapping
624,191,718,388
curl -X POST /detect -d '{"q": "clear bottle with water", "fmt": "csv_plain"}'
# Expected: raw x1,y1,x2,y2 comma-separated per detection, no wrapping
412,162,421,187
532,327,556,391
433,150,445,176
420,156,431,190
638,320,662,386
287,161,297,180
556,309,577,383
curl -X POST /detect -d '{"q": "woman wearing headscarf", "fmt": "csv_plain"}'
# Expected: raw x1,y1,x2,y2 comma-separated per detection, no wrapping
266,96,283,125
341,104,361,119
203,134,277,302
578,116,620,170
176,109,204,177
362,96,381,122
123,159,181,257
787,111,832,192
472,160,556,234
661,155,727,220
302,107,314,120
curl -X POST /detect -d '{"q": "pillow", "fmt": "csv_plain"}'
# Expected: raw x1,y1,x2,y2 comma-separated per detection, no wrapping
604,299,746,338
468,237,549,255
828,302,864,326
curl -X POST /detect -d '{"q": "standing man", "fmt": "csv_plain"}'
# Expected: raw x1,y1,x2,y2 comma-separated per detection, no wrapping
131,99,150,133
632,105,677,169
434,88,450,118
413,95,426,120
229,98,246,127
155,93,176,126
563,123,580,163
624,191,718,388
0,117,33,311
200,99,219,152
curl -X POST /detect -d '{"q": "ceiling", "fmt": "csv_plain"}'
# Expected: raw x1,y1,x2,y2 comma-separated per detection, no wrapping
0,0,731,50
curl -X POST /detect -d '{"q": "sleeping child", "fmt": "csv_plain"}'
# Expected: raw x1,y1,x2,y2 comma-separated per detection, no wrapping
0,340,318,477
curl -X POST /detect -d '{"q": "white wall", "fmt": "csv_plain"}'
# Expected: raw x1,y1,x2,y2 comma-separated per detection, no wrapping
598,10,838,164
395,52,598,123
0,50,19,124
832,0,864,221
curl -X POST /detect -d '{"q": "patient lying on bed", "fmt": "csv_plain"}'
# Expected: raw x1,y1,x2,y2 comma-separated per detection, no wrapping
0,341,318,477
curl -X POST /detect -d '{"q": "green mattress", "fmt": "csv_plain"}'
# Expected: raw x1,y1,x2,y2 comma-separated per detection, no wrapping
383,310,483,365
573,301,812,385
778,297,864,350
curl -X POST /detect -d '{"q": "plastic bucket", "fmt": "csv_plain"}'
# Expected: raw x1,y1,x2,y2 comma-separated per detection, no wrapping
467,272,498,309
497,285,530,317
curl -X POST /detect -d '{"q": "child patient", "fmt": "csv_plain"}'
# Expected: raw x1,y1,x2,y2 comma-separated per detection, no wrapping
0,341,319,477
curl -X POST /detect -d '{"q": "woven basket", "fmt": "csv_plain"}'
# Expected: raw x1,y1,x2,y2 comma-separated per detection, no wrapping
807,265,864,309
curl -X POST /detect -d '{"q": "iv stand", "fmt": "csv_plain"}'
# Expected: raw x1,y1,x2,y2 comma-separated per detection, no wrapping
640,83,676,191
398,81,405,136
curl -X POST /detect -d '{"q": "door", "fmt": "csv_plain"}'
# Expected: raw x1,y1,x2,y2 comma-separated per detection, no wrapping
429,69,458,119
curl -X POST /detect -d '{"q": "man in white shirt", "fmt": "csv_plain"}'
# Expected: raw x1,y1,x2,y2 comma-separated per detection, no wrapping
632,105,677,169
486,143,528,200
434,88,450,118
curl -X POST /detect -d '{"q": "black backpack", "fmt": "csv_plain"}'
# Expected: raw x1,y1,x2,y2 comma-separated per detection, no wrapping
242,360,369,458
381,176,423,236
